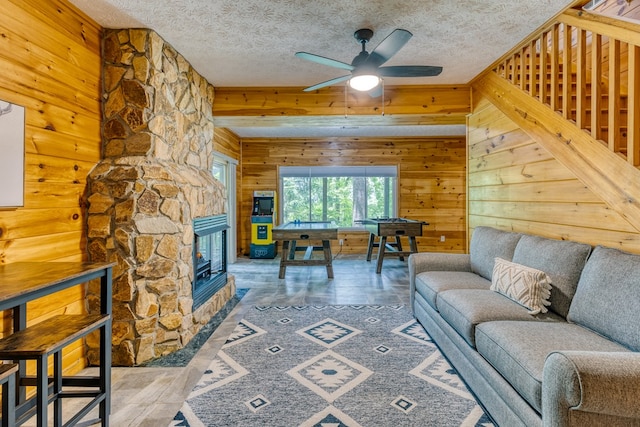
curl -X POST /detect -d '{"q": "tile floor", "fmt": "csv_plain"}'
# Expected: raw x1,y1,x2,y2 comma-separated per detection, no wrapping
41,254,412,426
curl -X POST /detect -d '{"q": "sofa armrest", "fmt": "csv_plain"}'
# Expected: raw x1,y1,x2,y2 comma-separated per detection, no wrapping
408,253,471,311
543,351,640,427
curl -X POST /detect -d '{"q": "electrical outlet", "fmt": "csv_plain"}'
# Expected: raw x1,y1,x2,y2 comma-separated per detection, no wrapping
339,239,344,246
440,235,446,242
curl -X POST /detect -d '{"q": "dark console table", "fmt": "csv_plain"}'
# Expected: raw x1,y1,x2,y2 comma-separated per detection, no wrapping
0,262,114,426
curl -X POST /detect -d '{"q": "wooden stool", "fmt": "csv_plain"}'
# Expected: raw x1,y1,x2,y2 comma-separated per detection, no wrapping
0,363,18,427
0,314,110,427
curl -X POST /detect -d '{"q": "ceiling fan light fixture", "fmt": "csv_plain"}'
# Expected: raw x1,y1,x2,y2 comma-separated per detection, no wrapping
349,74,380,91
297,28,441,96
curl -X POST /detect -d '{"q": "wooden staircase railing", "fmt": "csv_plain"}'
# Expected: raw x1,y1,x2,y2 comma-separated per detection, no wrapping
493,8,640,166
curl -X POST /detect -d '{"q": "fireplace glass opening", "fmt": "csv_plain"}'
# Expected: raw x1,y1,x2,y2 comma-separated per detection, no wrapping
193,215,228,310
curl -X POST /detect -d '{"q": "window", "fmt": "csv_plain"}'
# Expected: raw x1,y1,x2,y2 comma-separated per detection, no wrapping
279,166,397,227
211,153,238,263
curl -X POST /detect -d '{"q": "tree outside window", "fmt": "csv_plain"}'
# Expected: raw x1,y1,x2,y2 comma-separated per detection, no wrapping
279,166,397,227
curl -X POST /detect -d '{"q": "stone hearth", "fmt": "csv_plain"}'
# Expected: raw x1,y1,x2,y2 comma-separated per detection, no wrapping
86,29,234,366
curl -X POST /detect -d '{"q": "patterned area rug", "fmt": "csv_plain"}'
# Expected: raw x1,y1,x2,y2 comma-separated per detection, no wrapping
170,305,495,427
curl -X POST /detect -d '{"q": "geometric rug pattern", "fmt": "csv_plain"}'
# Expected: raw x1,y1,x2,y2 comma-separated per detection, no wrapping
170,305,495,427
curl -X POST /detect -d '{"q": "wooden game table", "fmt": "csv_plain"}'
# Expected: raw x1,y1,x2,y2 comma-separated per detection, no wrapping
272,221,338,279
361,217,428,273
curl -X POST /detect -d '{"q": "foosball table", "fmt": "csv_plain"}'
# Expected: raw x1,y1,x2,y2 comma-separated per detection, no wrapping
361,217,428,273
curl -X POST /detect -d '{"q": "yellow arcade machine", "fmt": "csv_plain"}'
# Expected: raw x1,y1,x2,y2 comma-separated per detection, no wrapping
250,190,276,258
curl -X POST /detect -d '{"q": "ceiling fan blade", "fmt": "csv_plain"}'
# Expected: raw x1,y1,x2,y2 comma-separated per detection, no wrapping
303,75,351,92
378,65,443,77
295,52,355,71
366,29,413,67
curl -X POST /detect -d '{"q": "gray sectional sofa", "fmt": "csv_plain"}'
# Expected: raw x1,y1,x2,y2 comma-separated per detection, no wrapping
409,226,640,427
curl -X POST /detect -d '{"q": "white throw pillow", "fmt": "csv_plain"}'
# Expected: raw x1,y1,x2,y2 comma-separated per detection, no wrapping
490,257,552,315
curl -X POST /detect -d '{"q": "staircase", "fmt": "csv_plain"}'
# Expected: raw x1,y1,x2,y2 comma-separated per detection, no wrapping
472,6,640,232
494,8,640,166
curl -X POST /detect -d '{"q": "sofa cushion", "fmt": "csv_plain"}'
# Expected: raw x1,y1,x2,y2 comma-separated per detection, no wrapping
491,257,552,315
568,245,640,351
512,234,592,318
436,289,563,347
475,321,631,413
415,271,490,311
469,226,522,281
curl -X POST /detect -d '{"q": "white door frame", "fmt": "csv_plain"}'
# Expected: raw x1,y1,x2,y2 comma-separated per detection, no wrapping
212,152,238,264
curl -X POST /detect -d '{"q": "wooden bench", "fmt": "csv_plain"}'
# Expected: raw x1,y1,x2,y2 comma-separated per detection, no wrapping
0,314,110,427
0,363,18,427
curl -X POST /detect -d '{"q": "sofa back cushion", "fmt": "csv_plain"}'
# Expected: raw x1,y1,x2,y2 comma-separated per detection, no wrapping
512,235,591,318
568,245,640,351
469,226,522,280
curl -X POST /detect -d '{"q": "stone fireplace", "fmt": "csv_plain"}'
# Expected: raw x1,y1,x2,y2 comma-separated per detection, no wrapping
85,29,235,366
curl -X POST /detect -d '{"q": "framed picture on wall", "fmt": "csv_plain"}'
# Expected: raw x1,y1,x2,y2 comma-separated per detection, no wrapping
0,99,25,208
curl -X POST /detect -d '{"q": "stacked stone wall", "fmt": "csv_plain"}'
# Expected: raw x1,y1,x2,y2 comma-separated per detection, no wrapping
86,29,234,366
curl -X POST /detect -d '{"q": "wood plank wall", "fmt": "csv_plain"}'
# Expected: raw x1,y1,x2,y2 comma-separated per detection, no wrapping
212,85,470,128
213,128,243,256
240,137,467,256
468,94,640,252
0,0,103,374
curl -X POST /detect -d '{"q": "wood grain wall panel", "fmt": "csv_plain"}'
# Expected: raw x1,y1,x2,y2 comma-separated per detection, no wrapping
0,208,84,240
468,129,535,158
21,182,87,209
4,0,102,68
470,201,637,232
0,231,86,264
26,126,102,162
467,109,519,143
336,231,370,254
213,128,241,160
0,0,103,377
470,215,640,251
213,86,470,119
0,58,100,118
469,177,601,202
468,93,640,253
240,137,466,255
25,154,96,184
26,286,86,322
470,159,576,186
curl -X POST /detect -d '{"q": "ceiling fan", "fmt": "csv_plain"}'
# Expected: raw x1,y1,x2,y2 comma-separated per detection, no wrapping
295,28,443,96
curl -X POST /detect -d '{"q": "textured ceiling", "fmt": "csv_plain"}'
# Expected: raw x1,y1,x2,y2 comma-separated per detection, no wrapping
68,0,578,137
